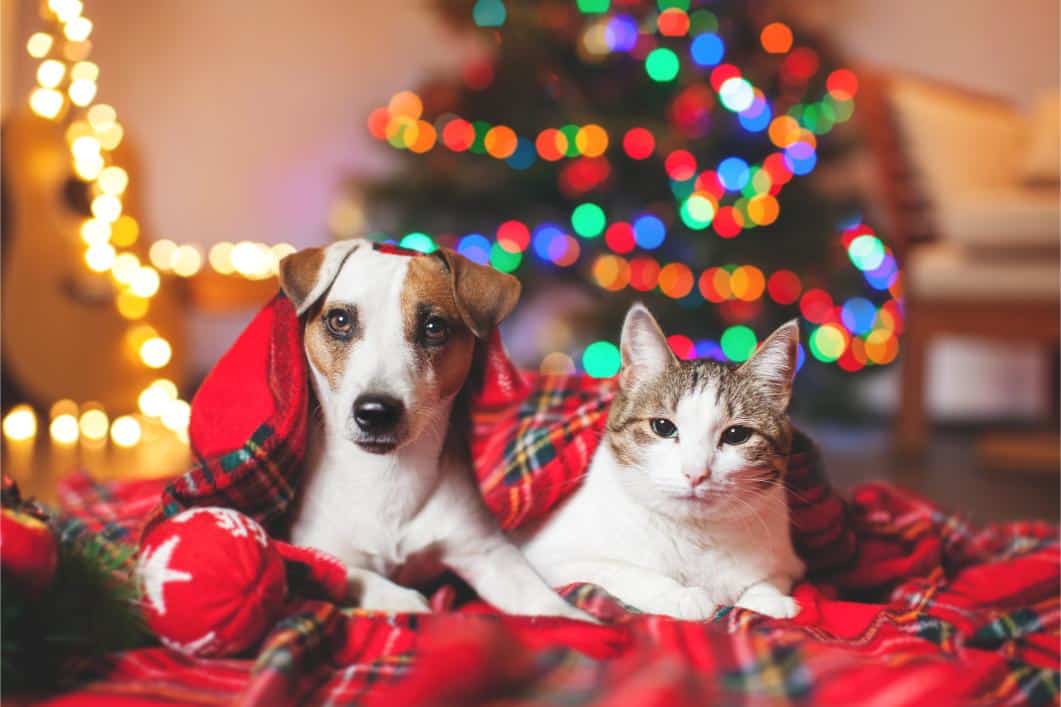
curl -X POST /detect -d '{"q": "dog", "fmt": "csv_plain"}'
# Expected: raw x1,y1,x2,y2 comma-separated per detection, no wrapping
278,238,589,619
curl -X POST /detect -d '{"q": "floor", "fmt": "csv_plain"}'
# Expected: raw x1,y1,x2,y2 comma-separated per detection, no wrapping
804,422,1060,524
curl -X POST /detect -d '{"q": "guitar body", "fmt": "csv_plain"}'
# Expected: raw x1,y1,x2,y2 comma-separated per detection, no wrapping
2,110,186,411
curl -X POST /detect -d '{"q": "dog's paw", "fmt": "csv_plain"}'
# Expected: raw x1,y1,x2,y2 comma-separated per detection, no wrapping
651,586,719,621
736,592,800,619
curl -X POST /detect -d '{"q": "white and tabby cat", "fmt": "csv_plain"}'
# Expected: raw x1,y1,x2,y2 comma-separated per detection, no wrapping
521,303,804,620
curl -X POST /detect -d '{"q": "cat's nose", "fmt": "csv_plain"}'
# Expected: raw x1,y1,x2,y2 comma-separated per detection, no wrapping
686,471,711,487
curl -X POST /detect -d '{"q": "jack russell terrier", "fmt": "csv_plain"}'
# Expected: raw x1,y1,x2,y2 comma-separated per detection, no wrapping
278,238,589,620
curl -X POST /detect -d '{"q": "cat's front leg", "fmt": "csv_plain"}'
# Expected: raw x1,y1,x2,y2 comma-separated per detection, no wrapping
546,560,719,621
735,575,800,619
346,567,431,614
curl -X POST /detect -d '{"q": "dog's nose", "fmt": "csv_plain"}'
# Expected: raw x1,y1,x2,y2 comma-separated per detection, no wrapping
353,394,404,434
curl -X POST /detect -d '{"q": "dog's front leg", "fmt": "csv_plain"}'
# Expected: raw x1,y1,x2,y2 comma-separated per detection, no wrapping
346,567,431,614
446,536,596,621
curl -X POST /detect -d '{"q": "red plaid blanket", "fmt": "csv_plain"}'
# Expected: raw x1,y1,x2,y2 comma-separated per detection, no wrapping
46,295,1059,706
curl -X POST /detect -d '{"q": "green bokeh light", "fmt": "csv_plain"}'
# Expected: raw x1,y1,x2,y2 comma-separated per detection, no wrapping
399,232,437,253
848,235,886,271
809,325,846,362
571,202,606,238
645,48,680,83
576,0,610,13
680,195,714,230
720,325,757,362
582,341,621,378
489,242,522,272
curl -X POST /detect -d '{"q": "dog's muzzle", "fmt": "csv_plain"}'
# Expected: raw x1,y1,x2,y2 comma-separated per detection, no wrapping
352,394,405,453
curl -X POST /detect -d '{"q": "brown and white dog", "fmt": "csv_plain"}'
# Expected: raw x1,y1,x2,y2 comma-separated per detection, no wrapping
278,238,588,619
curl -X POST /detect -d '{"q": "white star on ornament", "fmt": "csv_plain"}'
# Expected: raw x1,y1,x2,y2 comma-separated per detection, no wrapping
138,535,192,616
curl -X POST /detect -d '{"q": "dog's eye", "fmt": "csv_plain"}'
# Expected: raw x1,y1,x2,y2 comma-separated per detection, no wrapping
423,316,449,345
324,309,353,338
721,425,753,446
650,418,677,439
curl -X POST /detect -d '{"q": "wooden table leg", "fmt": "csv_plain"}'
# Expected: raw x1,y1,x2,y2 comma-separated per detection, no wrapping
898,306,928,455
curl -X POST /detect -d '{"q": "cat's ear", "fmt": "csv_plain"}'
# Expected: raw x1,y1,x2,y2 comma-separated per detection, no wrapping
739,319,799,410
619,303,676,387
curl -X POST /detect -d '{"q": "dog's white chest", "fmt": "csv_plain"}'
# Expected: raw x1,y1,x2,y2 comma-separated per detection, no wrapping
289,422,446,578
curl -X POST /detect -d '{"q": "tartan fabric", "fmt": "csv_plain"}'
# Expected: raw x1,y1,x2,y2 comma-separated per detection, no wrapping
43,293,1059,705
46,481,1061,706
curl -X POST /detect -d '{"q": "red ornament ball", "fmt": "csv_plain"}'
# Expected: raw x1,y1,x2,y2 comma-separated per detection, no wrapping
138,507,287,657
0,508,58,592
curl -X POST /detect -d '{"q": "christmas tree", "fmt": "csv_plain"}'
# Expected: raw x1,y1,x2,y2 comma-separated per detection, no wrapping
354,0,902,413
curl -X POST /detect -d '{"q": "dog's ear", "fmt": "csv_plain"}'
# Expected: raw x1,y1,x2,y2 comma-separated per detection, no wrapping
434,248,522,338
278,240,361,315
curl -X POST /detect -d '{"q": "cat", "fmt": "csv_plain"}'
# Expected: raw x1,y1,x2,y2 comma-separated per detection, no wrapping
520,303,805,620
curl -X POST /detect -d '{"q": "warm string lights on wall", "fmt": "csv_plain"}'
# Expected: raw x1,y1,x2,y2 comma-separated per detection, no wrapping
364,0,901,378
3,0,293,450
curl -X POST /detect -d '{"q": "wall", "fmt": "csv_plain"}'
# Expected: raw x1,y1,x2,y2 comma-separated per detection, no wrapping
6,1,1058,416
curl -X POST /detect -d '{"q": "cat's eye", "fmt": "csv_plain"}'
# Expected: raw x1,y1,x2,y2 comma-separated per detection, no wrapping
324,309,353,338
423,316,450,345
721,425,753,446
650,418,677,438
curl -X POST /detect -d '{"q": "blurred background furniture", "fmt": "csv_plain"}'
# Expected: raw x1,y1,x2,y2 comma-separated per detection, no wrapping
860,71,1060,457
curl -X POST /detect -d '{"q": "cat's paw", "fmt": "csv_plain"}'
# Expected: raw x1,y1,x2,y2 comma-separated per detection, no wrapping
654,586,719,621
736,592,800,619
350,572,431,614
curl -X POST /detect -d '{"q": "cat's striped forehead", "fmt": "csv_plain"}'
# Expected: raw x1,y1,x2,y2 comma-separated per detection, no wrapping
606,358,790,466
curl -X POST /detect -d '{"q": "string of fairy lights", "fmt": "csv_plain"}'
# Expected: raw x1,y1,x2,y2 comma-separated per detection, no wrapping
2,0,295,449
363,0,902,379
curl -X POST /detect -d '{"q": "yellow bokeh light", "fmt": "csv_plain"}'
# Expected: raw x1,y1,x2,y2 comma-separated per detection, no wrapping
64,17,93,42
71,134,100,160
98,123,124,150
129,266,161,298
68,78,97,106
110,415,142,447
111,215,140,247
138,379,177,417
160,399,191,433
80,218,111,245
29,87,64,119
79,407,109,441
172,245,203,277
231,241,270,278
149,239,177,271
388,90,423,120
3,405,38,442
50,399,78,418
111,252,141,284
27,33,54,58
91,194,122,222
116,291,150,320
70,60,98,82
37,59,66,88
87,104,117,130
97,166,128,195
65,120,92,144
85,243,116,272
50,414,80,445
48,0,83,22
74,154,104,180
140,337,172,369
208,242,235,274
